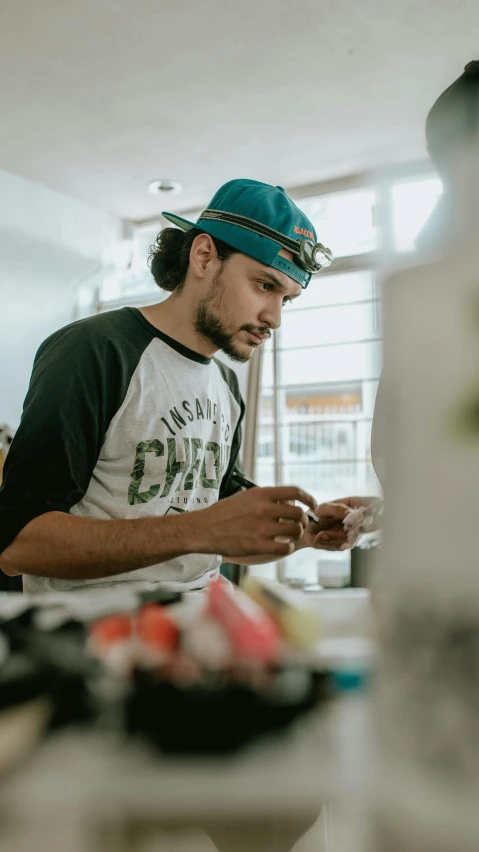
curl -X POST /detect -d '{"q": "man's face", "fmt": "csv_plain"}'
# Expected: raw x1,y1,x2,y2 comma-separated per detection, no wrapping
193,249,303,363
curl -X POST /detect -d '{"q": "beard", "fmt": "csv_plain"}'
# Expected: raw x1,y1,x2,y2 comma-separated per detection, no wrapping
193,270,269,363
195,305,249,362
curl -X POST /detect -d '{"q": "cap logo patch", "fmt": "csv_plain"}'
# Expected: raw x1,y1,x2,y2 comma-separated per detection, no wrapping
294,226,314,240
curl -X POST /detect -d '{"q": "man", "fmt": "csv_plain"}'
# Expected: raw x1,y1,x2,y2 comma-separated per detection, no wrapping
0,178,378,593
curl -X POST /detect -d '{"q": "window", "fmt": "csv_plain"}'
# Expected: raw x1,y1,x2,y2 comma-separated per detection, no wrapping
92,212,205,312
98,224,163,308
256,271,381,586
298,187,377,257
391,175,443,252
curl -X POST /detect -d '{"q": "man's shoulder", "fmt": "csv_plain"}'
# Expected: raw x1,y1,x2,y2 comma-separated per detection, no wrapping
53,307,140,340
38,308,150,358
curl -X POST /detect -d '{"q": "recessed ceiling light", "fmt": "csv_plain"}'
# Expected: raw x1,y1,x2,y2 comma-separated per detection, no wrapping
148,179,182,195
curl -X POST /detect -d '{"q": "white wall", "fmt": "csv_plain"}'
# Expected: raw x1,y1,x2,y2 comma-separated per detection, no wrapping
0,169,120,426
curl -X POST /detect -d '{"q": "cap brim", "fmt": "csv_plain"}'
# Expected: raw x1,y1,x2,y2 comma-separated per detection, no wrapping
162,212,196,231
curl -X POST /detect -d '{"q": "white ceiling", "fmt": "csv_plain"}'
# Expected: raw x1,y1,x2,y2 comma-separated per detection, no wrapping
1,0,478,222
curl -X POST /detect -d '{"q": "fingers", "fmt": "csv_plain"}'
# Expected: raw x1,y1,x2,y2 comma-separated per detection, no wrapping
328,495,383,517
313,528,349,551
314,501,352,527
330,496,372,507
264,486,317,513
271,503,309,527
314,496,383,533
270,520,304,541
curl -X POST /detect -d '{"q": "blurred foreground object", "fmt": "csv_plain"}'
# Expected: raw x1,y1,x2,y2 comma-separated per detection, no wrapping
244,576,323,648
108,582,330,754
0,582,334,762
375,60,479,852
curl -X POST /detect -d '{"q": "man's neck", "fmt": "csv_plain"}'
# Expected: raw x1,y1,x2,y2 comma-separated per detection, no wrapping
139,293,218,358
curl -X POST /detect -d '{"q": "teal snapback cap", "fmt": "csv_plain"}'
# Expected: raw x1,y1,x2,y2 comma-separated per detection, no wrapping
162,178,333,288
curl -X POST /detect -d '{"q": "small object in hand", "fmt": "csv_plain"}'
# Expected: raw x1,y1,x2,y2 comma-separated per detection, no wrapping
341,505,374,549
317,502,375,550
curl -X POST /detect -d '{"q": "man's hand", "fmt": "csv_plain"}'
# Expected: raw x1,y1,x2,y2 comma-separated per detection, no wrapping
301,496,383,551
191,486,316,559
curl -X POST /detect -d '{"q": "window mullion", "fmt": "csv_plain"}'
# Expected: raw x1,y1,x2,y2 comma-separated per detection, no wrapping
272,326,287,583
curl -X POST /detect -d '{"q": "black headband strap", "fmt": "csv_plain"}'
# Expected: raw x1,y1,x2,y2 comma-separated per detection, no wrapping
198,209,302,255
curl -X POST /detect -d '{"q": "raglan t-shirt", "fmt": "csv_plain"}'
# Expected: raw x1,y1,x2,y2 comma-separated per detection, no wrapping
0,308,245,594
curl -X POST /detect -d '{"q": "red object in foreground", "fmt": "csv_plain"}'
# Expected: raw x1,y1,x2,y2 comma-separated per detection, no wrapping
207,580,281,664
136,604,179,651
89,614,133,646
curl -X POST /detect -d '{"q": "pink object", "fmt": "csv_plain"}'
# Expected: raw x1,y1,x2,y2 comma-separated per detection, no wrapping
207,580,281,664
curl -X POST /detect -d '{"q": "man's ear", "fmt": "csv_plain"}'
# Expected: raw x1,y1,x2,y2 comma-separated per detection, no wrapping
189,233,217,279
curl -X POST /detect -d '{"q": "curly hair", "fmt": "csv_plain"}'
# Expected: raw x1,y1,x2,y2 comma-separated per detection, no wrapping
148,227,239,293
